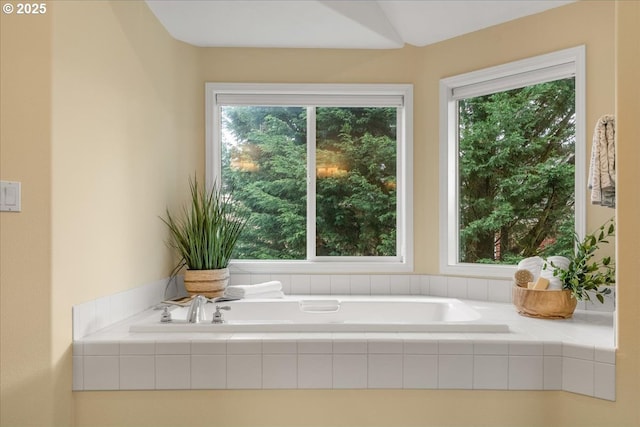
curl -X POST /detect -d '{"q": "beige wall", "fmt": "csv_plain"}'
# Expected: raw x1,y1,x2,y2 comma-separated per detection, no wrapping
0,8,55,427
1,1,638,426
1,0,202,426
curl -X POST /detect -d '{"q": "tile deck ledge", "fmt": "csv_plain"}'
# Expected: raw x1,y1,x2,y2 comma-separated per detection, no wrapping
72,298,615,400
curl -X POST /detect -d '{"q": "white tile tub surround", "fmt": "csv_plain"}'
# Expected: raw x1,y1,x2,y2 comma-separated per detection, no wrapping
225,274,614,312
72,277,172,340
72,274,613,341
74,325,616,401
72,275,615,399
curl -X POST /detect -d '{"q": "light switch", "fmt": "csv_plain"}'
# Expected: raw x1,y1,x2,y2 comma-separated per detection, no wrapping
0,181,21,212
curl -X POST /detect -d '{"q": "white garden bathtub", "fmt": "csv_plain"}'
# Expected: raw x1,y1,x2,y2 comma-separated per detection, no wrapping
130,296,509,333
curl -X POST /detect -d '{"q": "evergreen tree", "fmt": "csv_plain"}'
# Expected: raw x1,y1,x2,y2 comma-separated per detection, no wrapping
221,106,397,259
458,78,575,263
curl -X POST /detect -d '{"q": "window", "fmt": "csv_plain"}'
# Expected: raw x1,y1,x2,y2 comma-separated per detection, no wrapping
439,47,586,277
206,83,413,273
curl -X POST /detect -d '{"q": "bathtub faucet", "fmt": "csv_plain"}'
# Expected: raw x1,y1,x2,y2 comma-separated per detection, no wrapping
212,305,231,324
186,295,207,323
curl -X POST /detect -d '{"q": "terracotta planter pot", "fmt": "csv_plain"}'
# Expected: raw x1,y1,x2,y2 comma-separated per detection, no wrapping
513,284,578,319
183,268,229,298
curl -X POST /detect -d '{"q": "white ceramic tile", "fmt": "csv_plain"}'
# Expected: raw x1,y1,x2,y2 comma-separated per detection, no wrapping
439,340,473,355
227,340,261,354
310,275,331,294
404,340,437,355
330,275,350,294
191,340,226,355
155,355,190,389
191,355,226,389
409,275,422,295
251,274,271,285
333,354,367,388
594,362,615,401
156,341,190,355
543,356,562,390
230,274,251,286
594,347,615,364
510,342,543,356
429,276,447,297
72,356,84,391
447,277,468,299
126,286,147,316
368,354,403,388
368,340,403,354
95,297,111,332
370,275,390,295
390,275,411,295
298,354,332,389
73,342,84,357
403,354,437,388
467,278,488,301
120,356,155,390
438,355,473,389
120,341,155,355
109,292,127,325
509,356,543,390
543,342,563,356
262,354,297,389
333,340,367,354
263,340,297,354
73,300,96,340
563,343,594,360
350,275,370,295
227,355,261,389
290,275,311,294
420,275,431,295
488,280,511,303
473,355,508,390
575,300,587,311
474,341,508,355
84,341,119,356
298,340,332,354
83,356,119,390
562,357,594,396
585,291,615,312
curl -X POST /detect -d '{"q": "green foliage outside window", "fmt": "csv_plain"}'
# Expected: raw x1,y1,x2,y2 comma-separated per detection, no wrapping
458,78,576,264
221,106,397,260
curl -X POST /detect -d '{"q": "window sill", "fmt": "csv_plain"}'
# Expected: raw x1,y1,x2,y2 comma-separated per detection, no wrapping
439,262,518,279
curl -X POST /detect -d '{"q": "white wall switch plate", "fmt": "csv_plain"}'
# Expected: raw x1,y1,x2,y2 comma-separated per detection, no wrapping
0,181,21,212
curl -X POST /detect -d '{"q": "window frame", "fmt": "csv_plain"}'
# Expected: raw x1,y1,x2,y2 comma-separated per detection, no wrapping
206,83,414,274
438,46,586,278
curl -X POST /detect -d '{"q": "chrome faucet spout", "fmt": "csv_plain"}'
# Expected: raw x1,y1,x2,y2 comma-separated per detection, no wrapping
186,295,207,323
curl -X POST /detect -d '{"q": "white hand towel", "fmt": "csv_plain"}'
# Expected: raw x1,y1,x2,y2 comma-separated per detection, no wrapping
517,256,544,281
225,281,283,297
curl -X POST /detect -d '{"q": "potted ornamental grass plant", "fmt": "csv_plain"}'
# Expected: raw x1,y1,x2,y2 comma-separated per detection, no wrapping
162,177,249,298
514,219,615,319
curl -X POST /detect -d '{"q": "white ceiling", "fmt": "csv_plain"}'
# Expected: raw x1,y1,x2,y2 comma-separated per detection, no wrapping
145,0,575,49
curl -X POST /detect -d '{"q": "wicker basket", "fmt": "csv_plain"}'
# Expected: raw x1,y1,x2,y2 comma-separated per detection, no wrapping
183,268,229,298
512,284,577,319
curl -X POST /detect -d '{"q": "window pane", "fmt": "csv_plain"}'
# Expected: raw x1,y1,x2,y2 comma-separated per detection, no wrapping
315,107,397,256
221,106,307,260
457,78,575,264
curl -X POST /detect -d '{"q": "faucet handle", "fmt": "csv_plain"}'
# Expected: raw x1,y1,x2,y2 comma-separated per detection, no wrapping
212,305,231,324
160,307,172,323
